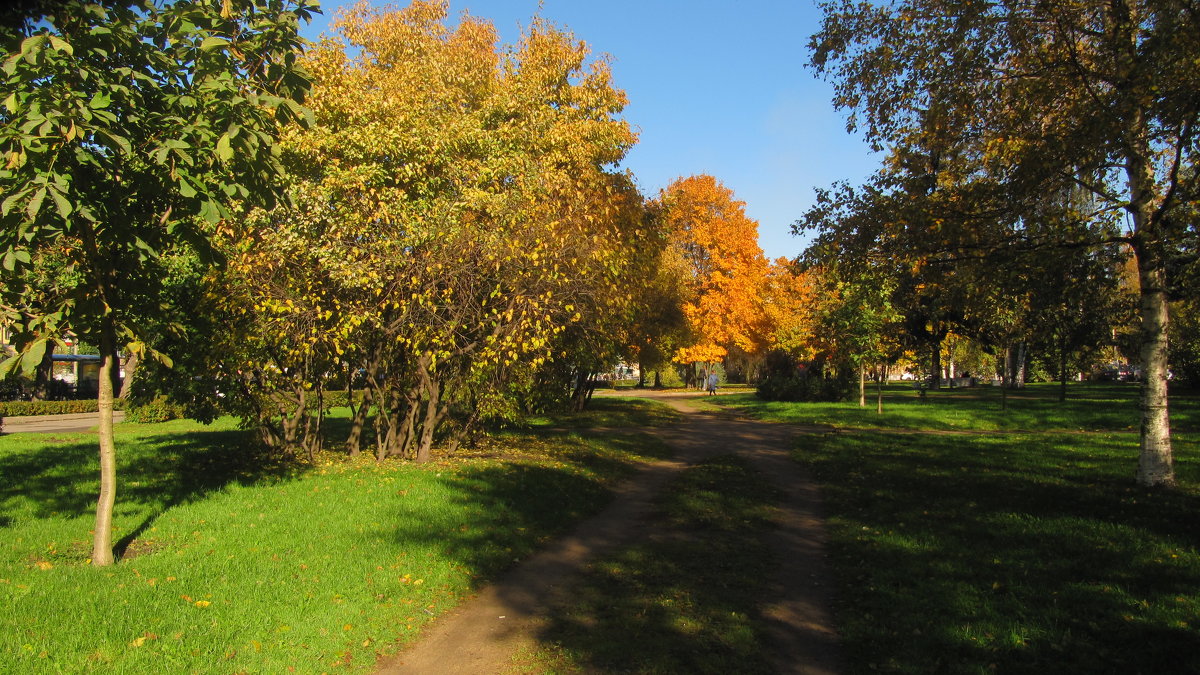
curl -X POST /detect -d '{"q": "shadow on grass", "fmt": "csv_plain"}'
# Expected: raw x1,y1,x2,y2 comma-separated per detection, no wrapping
528,456,781,673
376,432,674,583
0,425,307,558
518,397,683,431
802,430,1200,673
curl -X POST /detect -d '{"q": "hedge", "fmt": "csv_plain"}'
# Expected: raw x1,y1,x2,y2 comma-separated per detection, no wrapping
0,399,128,417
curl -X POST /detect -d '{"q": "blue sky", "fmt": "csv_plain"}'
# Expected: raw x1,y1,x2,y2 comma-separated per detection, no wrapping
300,1,881,261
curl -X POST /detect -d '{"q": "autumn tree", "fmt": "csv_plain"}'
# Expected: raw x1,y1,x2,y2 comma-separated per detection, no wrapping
811,0,1200,486
762,257,820,361
179,1,648,460
658,174,772,380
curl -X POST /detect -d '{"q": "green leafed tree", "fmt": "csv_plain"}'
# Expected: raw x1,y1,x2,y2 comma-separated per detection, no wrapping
0,0,316,564
811,0,1200,486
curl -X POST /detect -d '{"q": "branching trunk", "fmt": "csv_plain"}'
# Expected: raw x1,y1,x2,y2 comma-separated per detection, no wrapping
398,396,418,458
570,369,593,412
118,351,139,400
346,383,372,457
414,355,444,463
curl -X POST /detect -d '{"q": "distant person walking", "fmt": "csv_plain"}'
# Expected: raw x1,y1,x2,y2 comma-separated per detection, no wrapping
706,372,719,396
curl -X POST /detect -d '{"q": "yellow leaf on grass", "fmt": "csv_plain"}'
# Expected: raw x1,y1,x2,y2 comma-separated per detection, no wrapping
195,600,211,608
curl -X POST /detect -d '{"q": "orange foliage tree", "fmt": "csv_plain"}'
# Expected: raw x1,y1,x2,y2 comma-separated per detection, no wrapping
656,175,774,380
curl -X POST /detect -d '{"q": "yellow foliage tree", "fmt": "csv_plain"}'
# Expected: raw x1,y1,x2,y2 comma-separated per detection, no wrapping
213,0,650,459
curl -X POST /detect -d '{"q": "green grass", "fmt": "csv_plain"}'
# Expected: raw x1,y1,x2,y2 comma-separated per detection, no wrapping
524,455,781,674
0,403,674,673
789,426,1200,672
713,381,1200,432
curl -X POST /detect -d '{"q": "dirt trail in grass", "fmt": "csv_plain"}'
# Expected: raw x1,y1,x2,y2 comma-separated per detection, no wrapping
375,390,840,675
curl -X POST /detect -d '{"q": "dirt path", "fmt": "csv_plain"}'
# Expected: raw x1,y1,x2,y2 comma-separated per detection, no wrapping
376,390,840,674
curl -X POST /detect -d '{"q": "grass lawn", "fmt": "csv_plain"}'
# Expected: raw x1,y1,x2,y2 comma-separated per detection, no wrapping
0,398,674,673
711,381,1200,432
524,455,781,674
717,382,1200,673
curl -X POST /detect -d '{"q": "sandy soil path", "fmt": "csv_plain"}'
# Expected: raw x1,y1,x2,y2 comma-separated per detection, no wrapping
376,390,840,674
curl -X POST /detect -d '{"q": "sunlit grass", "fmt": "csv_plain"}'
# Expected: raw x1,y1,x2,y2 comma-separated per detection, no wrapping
0,403,674,673
714,381,1200,432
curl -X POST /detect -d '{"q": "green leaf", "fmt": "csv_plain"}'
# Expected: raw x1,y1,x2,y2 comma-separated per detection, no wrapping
21,339,48,377
49,187,73,218
199,36,230,52
1,189,26,216
20,35,47,64
47,36,73,56
25,187,46,219
97,129,130,154
281,98,316,127
179,177,196,198
0,354,20,380
133,236,159,260
215,133,233,161
2,92,16,113
88,91,112,109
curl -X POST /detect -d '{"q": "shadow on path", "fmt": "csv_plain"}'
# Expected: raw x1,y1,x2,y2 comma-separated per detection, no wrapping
377,390,840,674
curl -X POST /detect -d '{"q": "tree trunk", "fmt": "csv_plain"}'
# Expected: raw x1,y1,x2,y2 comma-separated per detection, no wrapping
398,398,417,458
1058,340,1069,403
118,351,139,399
1016,342,1027,388
858,365,866,407
31,344,54,401
653,370,662,388
91,319,117,566
415,357,440,463
1134,240,1174,487
929,337,942,389
876,363,884,414
346,386,372,456
1000,349,1008,412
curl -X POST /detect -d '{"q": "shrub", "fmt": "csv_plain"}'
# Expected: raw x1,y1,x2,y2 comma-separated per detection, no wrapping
755,350,848,402
124,397,185,423
0,399,125,416
316,389,367,410
756,374,847,402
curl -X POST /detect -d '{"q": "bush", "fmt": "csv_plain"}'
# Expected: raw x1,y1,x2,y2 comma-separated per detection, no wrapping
0,399,125,416
124,397,186,423
317,389,367,410
755,349,848,402
755,374,848,402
